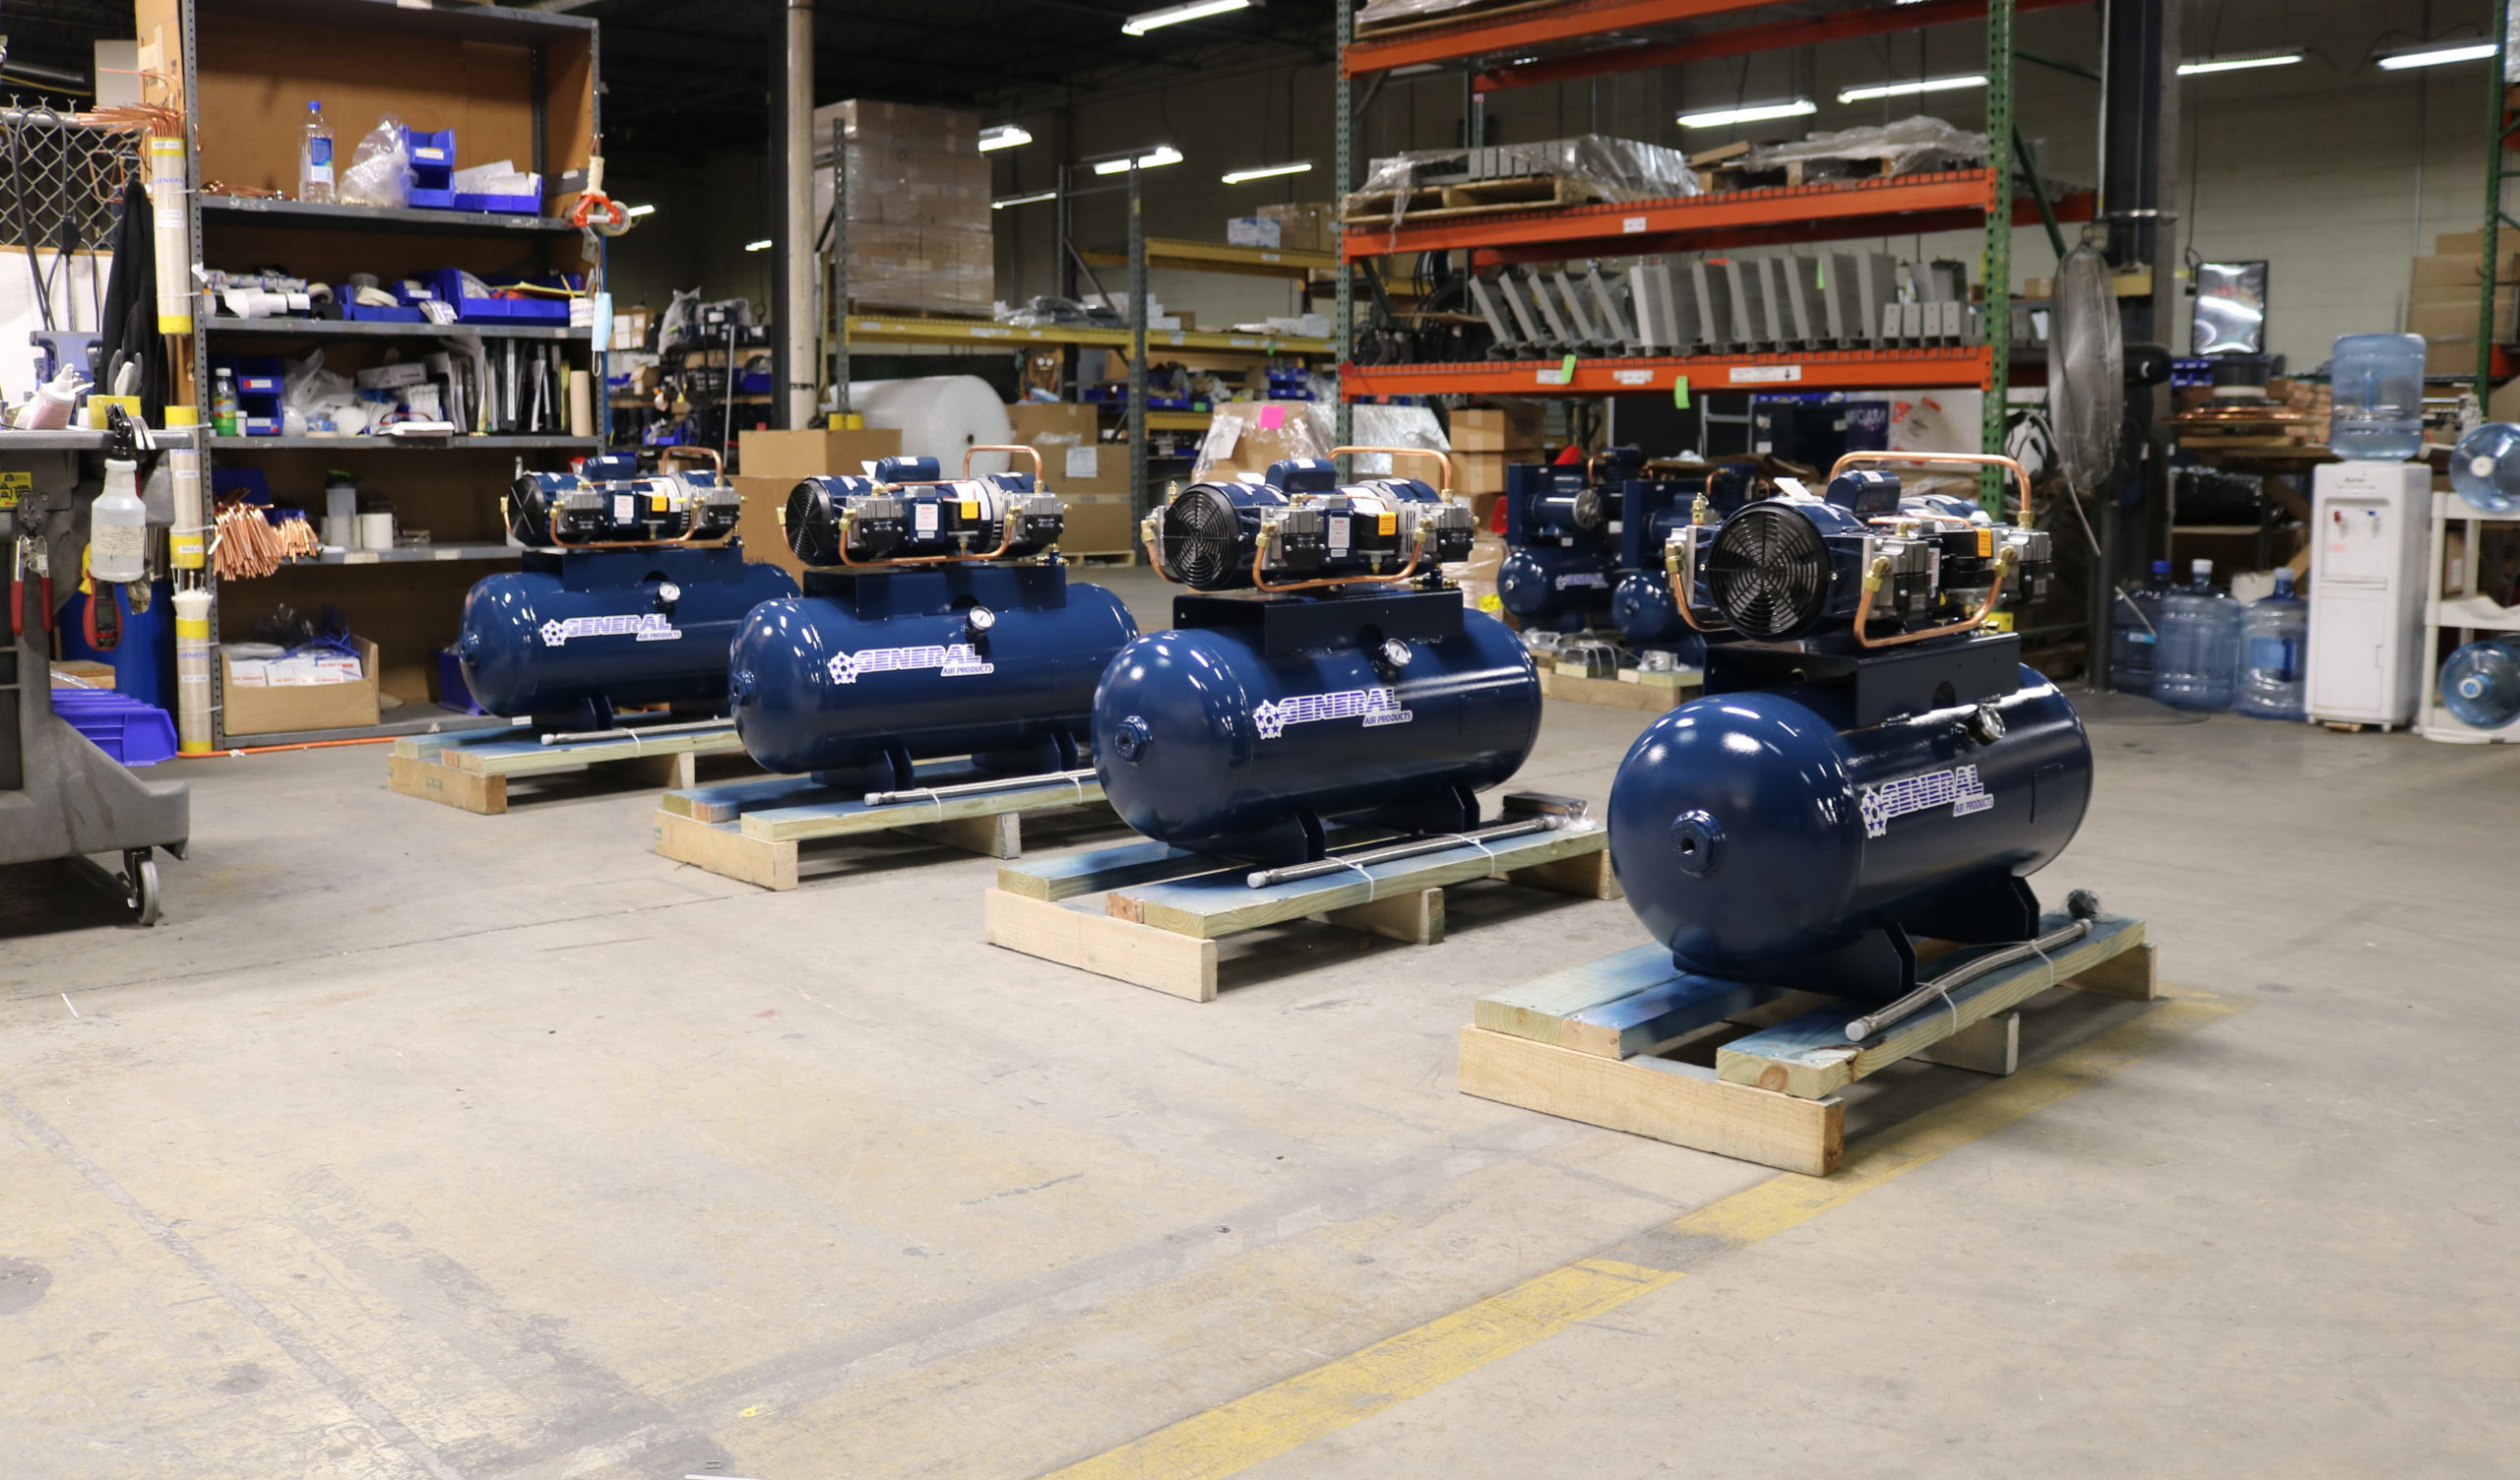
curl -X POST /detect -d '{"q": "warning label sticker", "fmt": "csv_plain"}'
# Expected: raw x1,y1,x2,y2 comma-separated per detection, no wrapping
1858,764,1991,838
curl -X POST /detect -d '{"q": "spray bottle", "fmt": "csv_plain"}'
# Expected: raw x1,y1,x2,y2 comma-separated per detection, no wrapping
85,406,150,651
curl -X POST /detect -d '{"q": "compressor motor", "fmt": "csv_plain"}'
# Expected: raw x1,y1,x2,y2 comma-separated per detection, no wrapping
1608,455,2090,1005
457,450,797,734
1097,451,1543,866
728,450,1141,789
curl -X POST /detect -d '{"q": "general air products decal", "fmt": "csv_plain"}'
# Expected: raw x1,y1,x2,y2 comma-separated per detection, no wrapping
1858,764,1992,838
1252,686,1413,741
537,613,684,647
828,643,995,685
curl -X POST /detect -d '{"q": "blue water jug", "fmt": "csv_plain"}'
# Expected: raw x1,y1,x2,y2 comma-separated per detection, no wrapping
2440,638,2520,729
2328,334,2426,462
2234,569,2307,720
2109,559,2172,695
2155,559,2239,711
2450,421,2520,514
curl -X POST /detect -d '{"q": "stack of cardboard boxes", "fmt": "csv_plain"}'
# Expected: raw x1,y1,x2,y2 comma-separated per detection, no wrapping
1447,404,1545,528
2410,230,2519,378
812,100,995,319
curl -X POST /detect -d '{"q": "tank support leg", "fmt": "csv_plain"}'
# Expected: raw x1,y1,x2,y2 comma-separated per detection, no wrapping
1902,875,2042,949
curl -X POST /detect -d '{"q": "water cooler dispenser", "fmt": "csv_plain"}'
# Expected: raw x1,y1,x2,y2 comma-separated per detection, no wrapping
2304,462,2430,727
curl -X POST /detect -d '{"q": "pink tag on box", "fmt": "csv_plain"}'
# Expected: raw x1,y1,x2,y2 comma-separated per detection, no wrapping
1256,404,1287,430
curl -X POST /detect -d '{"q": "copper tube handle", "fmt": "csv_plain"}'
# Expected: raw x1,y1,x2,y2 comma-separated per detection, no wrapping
1662,524,1732,635
1851,546,2016,648
1331,445,1454,500
965,444,1043,483
1825,450,2036,529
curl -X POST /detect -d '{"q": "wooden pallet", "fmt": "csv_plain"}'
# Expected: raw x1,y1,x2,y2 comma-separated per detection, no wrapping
1460,911,2157,1175
1354,0,1563,39
1341,173,1607,230
985,814,1618,1003
386,723,742,816
651,761,1108,891
1542,662,1702,713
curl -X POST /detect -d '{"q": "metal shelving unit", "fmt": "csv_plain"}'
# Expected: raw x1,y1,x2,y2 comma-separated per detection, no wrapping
164,0,602,749
1335,0,2026,506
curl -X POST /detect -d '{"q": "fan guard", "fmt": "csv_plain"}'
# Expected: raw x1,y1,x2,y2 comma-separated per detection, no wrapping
785,480,844,565
1163,485,1244,588
1705,503,1830,640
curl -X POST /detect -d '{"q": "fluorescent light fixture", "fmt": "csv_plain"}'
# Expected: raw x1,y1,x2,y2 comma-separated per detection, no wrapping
1676,98,1817,130
624,203,657,217
1122,0,1251,36
742,239,771,252
1094,145,1183,175
1836,73,1985,103
2178,49,2305,75
978,123,1033,152
2378,40,2496,69
1222,160,1312,184
991,190,1059,210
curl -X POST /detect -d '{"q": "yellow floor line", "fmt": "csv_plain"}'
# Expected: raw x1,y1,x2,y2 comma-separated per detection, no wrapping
1040,988,2246,1480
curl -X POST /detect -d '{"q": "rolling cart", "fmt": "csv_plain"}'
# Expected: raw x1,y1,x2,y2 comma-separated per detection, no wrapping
1,431,187,924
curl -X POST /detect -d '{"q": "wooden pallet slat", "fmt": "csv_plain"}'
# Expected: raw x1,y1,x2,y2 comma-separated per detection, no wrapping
387,721,736,814
1461,910,2159,1173
652,760,1109,891
987,808,1618,1001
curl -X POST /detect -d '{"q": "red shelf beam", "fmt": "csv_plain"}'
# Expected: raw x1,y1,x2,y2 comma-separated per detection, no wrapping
1347,0,1775,78
1459,0,2089,93
1340,346,1992,399
1346,170,1989,264
1343,176,2097,266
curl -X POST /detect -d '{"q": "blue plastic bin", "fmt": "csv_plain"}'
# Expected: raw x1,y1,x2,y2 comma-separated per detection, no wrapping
52,688,178,767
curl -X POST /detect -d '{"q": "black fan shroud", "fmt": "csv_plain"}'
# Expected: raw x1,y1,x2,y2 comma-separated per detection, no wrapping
1705,503,1832,640
785,481,843,565
1164,485,1246,589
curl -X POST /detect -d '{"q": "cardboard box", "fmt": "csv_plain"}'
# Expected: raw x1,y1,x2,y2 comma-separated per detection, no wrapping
1227,216,1282,249
221,638,380,736
2410,253,2520,288
2409,296,2516,341
739,427,903,482
1449,404,1545,453
2426,338,2483,378
1008,401,1137,553
1258,202,1334,253
730,476,807,582
1451,450,1540,500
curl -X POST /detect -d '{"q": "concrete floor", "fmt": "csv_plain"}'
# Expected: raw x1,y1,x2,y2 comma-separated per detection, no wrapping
5,573,2517,1478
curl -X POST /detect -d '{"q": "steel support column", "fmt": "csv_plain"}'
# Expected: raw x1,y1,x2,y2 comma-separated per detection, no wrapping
1981,0,2013,515
2093,0,2176,690
1335,0,1354,447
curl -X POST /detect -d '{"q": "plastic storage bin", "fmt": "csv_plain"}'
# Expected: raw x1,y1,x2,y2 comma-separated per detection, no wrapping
2328,333,2426,462
405,127,456,209
52,688,179,766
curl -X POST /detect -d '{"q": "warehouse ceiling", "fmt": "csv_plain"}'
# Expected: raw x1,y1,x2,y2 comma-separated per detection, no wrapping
0,0,1334,163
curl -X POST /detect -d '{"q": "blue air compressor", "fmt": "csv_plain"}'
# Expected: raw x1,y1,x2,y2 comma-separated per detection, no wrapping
1606,454,2089,1012
1605,461,1755,671
456,451,798,732
727,451,1139,788
1096,452,1541,864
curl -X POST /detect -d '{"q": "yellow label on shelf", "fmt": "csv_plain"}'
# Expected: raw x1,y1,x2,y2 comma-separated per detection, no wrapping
170,532,205,568
0,471,27,509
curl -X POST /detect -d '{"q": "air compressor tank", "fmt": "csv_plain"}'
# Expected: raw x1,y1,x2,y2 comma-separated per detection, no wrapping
727,451,1139,786
1103,453,1539,862
1608,454,2087,1002
457,453,796,732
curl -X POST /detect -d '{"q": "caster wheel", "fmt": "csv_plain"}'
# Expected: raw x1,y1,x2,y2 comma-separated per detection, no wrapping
121,851,161,927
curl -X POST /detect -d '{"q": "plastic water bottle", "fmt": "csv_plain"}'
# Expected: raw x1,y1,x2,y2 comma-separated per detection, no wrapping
2234,568,2307,719
2439,638,2520,729
2450,420,2520,513
2154,558,2239,711
299,100,336,204
2108,558,2172,695
2328,333,2426,462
